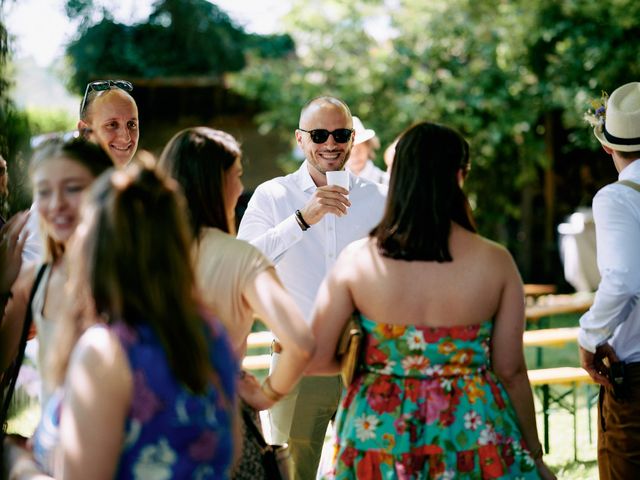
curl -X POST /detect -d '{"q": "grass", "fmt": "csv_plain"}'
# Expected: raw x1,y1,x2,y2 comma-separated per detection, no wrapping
524,312,598,479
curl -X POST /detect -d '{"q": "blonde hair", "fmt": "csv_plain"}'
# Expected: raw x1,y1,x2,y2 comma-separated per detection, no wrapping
29,137,113,262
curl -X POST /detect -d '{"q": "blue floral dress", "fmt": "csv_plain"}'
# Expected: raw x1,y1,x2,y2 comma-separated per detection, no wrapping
32,317,237,479
328,315,540,479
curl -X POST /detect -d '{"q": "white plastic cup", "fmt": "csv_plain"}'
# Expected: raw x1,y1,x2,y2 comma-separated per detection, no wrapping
325,170,350,191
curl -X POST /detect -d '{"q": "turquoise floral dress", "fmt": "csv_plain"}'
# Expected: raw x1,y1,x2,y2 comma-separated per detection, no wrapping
328,316,540,479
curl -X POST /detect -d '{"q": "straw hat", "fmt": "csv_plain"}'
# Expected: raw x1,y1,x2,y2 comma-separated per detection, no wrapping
352,116,376,145
594,82,640,152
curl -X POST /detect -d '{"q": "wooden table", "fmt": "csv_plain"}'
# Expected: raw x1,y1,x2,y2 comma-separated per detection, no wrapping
525,293,593,368
524,284,557,298
526,293,594,322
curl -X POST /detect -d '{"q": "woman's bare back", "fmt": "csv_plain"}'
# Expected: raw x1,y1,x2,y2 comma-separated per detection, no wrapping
346,224,522,328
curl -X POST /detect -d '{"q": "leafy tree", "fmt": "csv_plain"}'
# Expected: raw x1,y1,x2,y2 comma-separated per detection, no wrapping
64,0,295,94
61,0,640,281
230,0,640,281
0,9,32,213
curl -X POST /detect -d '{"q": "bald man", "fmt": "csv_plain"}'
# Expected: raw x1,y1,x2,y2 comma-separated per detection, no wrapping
22,80,139,263
78,80,139,167
238,96,387,479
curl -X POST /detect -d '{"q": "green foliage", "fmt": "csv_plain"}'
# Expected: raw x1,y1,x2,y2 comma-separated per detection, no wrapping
230,0,640,253
24,107,77,136
0,11,33,214
64,0,295,94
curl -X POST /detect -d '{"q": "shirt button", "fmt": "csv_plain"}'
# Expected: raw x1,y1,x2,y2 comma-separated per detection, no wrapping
328,253,334,259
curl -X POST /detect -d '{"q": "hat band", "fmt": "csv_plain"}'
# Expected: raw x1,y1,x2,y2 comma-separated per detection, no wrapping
604,126,640,146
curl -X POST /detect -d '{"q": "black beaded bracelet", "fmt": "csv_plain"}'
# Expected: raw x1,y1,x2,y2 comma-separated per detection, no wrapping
295,209,310,231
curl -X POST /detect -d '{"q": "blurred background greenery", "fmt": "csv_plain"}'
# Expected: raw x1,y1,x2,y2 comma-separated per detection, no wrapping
2,0,639,284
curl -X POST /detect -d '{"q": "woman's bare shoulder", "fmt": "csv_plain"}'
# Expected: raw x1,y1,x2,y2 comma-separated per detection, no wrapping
332,238,376,281
472,234,514,262
71,326,127,371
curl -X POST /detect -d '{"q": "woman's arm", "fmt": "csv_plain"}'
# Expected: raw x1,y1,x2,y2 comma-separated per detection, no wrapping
2,435,53,480
490,249,555,479
1,212,34,371
0,264,35,372
57,327,132,480
241,268,315,408
306,249,357,376
1,211,29,298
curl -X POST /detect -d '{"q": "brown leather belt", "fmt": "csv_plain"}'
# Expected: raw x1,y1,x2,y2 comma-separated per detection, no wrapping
271,339,283,354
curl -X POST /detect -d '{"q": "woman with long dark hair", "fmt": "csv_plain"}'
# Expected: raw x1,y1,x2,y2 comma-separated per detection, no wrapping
159,127,315,479
308,122,555,479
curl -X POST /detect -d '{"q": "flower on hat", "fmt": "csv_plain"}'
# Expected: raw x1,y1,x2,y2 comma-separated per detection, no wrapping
584,91,609,132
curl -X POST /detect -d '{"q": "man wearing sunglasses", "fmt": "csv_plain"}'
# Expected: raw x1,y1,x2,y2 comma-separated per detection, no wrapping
238,96,387,479
77,79,139,168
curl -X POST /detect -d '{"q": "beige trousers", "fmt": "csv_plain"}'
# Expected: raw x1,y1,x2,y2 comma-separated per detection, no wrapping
268,353,342,480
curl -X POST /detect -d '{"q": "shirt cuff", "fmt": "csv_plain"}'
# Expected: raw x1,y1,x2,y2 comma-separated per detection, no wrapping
276,214,304,247
577,321,611,353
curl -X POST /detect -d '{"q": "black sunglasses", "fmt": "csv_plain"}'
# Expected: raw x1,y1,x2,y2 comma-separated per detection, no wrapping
298,128,354,144
79,79,134,118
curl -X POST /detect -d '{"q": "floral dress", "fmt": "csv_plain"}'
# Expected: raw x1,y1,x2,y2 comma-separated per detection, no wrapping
113,319,237,479
32,316,237,479
328,316,540,480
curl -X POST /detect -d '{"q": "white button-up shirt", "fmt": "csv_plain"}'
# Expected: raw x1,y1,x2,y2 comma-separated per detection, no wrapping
579,159,640,362
349,160,389,185
237,161,387,322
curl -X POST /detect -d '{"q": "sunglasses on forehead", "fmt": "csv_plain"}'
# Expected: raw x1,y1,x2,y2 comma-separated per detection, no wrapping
298,128,354,144
79,79,134,117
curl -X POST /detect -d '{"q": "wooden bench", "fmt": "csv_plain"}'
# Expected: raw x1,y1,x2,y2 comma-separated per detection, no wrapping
523,327,579,348
242,331,275,371
242,354,271,371
246,331,275,349
527,367,595,461
526,293,594,322
524,284,557,298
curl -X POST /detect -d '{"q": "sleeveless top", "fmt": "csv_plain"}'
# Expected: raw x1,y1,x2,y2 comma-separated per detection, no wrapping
32,315,237,479
328,315,540,479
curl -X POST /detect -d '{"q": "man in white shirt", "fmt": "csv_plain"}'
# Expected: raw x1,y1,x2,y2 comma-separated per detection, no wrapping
578,81,640,479
238,96,387,479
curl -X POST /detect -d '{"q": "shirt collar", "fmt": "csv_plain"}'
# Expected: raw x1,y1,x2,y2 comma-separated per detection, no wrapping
619,158,640,181
296,161,317,192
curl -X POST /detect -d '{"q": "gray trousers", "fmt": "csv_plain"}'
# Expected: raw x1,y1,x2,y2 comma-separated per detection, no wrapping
269,354,342,480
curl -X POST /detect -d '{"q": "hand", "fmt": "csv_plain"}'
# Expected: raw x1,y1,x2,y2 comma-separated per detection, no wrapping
3,434,50,480
535,459,557,480
237,371,275,411
580,343,618,387
0,211,30,294
299,185,351,225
